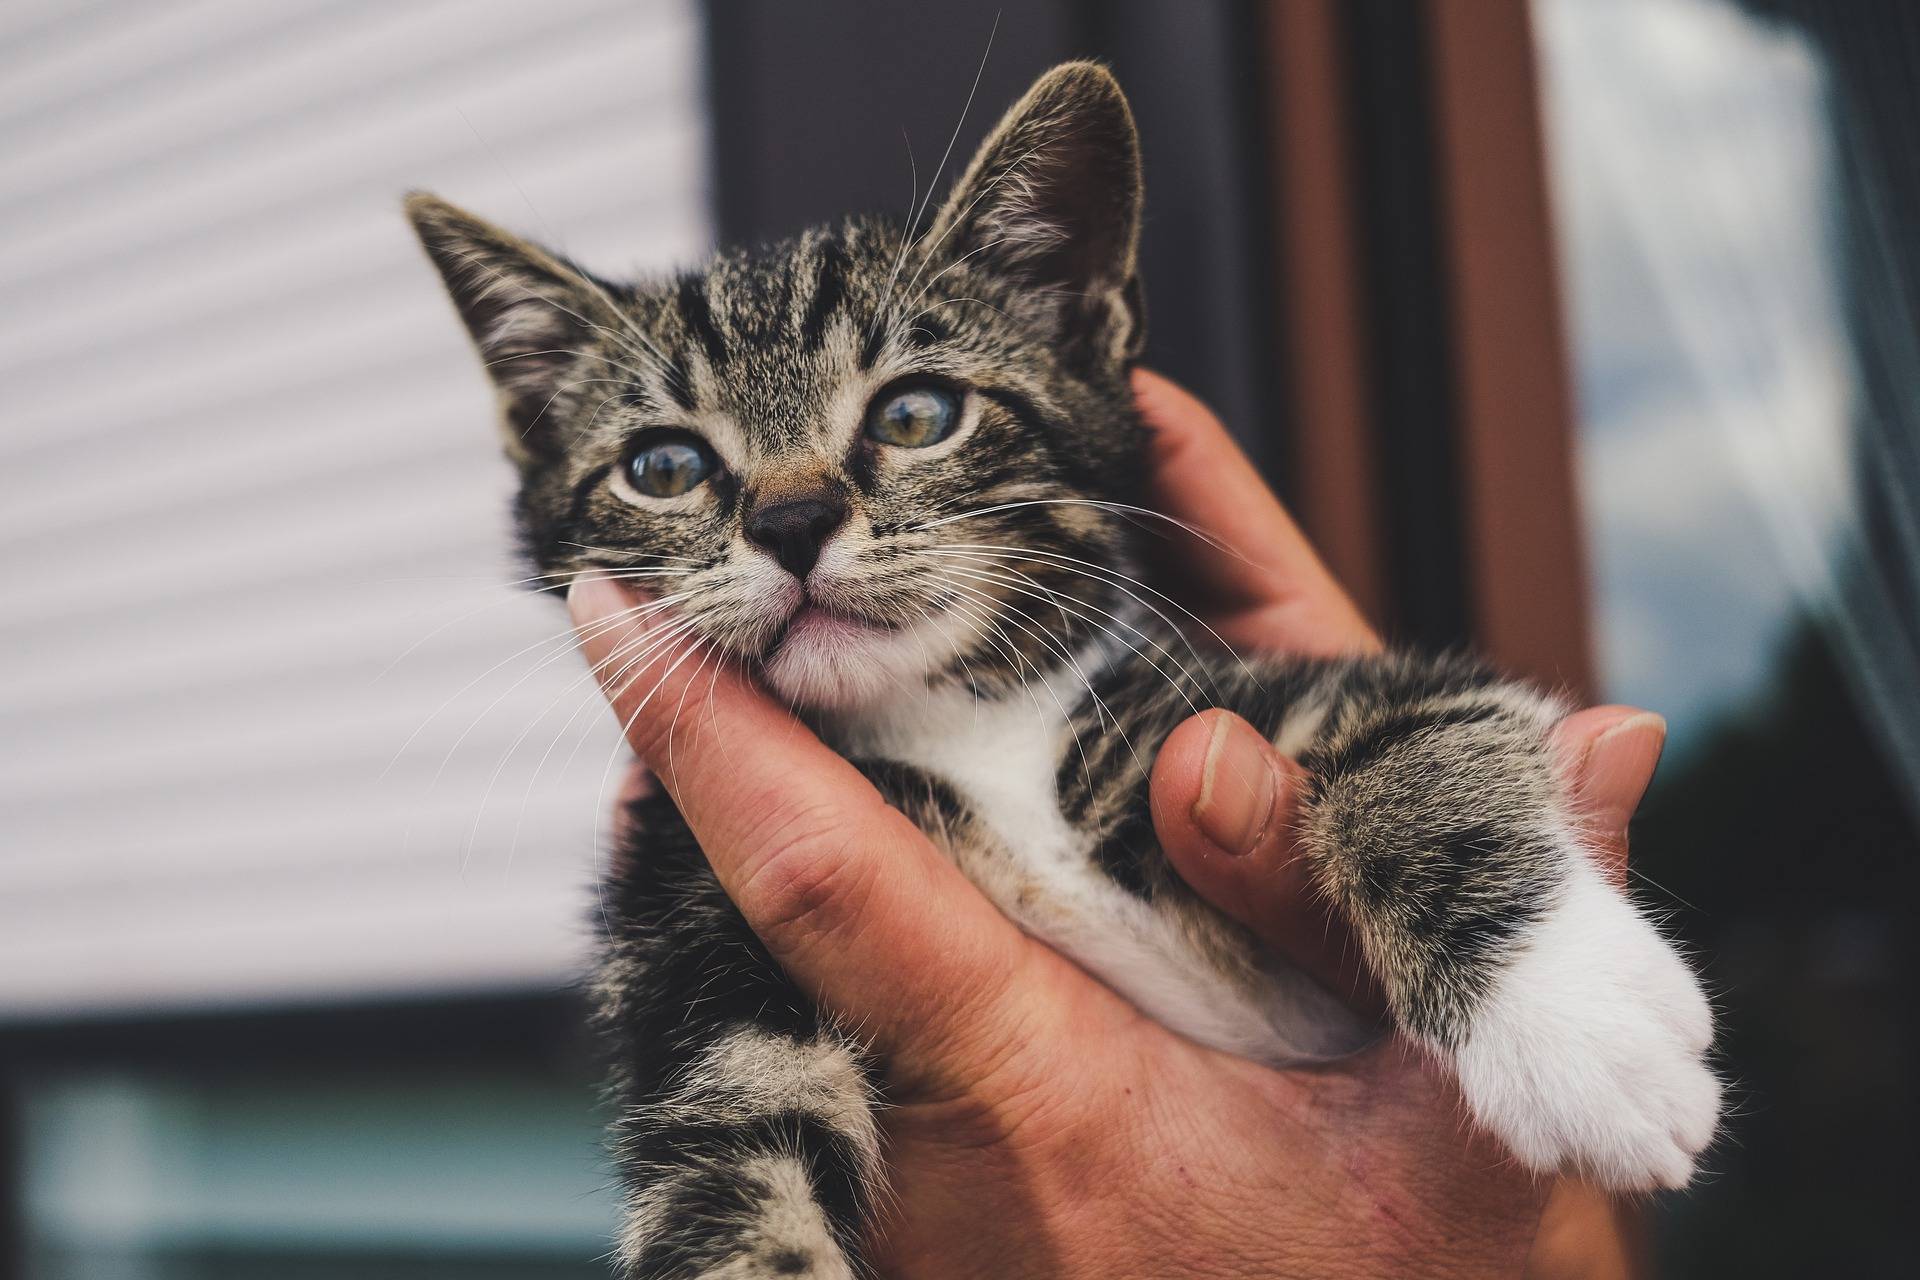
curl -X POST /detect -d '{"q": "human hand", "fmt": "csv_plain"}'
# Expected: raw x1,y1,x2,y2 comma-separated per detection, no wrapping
568,369,1662,1278
1132,369,1660,1280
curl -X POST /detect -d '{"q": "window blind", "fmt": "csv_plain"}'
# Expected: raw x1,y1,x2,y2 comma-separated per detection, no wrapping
0,0,710,1017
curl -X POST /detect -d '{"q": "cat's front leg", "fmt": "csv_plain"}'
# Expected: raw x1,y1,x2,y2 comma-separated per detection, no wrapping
1280,655,1722,1190
597,792,882,1280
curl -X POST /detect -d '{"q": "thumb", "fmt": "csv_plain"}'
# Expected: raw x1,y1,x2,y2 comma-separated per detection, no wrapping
1553,705,1665,886
1151,704,1666,1016
568,576,1028,1059
1149,710,1381,1012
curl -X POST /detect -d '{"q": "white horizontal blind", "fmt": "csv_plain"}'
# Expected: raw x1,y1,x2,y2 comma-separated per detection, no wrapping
0,0,711,1017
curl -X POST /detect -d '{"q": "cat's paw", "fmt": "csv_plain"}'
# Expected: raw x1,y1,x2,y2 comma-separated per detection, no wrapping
1452,857,1720,1191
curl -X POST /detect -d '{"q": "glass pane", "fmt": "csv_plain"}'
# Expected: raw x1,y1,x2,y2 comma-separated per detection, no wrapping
1536,0,1919,1272
19,1069,616,1279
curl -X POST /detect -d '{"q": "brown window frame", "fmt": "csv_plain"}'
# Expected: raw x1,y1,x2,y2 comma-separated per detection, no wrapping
1259,0,1595,701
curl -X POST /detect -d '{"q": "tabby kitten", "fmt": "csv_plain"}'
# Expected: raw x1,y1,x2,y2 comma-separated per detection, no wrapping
409,63,1719,1279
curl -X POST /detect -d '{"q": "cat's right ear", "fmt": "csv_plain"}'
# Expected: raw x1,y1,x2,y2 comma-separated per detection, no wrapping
404,192,596,462
924,62,1145,366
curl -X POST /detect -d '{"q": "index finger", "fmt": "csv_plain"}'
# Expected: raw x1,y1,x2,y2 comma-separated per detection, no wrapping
1133,368,1378,655
568,576,1028,1054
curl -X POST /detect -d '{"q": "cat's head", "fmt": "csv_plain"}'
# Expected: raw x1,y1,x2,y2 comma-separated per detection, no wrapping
408,63,1149,710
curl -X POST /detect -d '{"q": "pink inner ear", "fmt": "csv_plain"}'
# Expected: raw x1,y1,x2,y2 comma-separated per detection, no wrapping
929,62,1142,300
483,300,581,397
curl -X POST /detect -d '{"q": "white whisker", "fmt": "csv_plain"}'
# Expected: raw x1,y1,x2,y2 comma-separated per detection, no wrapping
392,590,693,787
921,541,1258,688
493,613,703,873
932,574,1124,787
869,12,1001,351
926,558,1208,719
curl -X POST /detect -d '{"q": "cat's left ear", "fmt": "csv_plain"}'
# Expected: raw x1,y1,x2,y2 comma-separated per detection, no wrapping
927,61,1145,365
404,191,601,463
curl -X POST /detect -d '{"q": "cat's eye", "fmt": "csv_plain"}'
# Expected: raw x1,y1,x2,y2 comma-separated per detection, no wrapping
864,383,961,448
625,431,718,498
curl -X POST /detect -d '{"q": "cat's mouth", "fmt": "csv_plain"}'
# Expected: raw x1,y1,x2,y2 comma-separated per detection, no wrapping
765,598,895,654
753,592,921,708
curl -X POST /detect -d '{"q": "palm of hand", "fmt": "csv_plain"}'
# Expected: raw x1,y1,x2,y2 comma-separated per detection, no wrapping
871,939,1541,1278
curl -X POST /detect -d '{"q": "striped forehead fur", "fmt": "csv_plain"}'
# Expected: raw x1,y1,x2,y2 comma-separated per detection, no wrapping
406,62,1153,707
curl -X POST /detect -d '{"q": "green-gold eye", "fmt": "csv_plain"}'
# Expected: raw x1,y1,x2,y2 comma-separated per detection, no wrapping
626,432,718,498
864,384,961,448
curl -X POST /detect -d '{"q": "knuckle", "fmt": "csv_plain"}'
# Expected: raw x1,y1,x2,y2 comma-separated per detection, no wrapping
620,680,738,775
619,707,668,763
732,799,885,945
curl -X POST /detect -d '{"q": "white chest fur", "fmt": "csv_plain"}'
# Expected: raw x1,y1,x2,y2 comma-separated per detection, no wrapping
830,668,1368,1064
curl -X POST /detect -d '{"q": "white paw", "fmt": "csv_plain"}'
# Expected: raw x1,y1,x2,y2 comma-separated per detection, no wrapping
1453,856,1720,1191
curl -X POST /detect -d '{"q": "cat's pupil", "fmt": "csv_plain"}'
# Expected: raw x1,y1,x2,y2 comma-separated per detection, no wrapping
628,436,715,497
866,385,959,448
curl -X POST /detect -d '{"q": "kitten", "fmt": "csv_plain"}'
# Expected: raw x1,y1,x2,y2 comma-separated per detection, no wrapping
409,63,1719,1280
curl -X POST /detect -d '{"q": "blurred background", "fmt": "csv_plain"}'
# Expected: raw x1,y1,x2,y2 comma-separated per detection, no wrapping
1,1,1913,1276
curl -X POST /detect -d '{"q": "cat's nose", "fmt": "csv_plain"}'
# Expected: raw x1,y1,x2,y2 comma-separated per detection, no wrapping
745,495,848,579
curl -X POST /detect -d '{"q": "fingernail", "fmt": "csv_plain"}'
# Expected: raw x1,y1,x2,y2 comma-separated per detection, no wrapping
1194,713,1282,856
1587,712,1667,823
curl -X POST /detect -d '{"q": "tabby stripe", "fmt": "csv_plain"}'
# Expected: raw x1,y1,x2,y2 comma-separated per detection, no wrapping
977,385,1055,433
858,321,888,371
565,462,615,524
655,1026,880,1167
903,312,949,347
660,355,697,411
676,275,729,367
844,432,877,494
977,384,1098,490
625,1112,870,1274
799,240,850,351
1303,701,1508,782
1383,822,1544,1044
621,1163,760,1278
1091,798,1161,898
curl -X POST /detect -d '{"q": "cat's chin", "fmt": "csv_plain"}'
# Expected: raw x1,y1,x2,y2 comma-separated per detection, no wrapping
760,614,904,709
759,606,952,711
